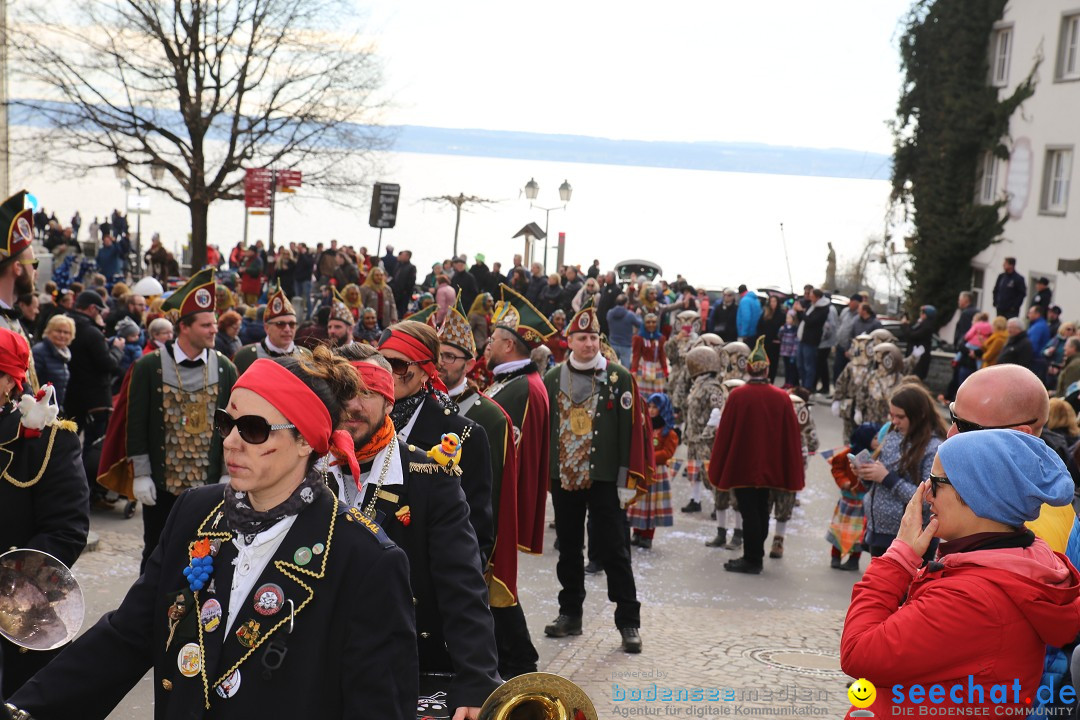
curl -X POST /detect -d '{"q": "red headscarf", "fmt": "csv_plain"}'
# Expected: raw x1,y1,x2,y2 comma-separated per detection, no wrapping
378,328,448,393
232,359,361,482
351,361,396,405
0,327,29,385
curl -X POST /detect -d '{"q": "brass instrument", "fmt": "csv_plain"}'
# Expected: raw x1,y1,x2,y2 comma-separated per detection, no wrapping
0,549,84,651
478,672,597,720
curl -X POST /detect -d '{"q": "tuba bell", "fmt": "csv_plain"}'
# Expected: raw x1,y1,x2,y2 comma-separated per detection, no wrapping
0,548,85,651
478,672,597,720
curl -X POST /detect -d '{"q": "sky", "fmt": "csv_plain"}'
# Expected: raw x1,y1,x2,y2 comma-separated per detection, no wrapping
362,1,916,154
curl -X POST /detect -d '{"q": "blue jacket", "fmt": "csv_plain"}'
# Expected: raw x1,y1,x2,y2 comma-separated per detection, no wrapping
31,340,71,411
736,292,762,338
605,305,642,347
95,243,124,281
1028,317,1051,355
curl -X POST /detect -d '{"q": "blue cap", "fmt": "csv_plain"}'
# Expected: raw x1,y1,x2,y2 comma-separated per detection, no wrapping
938,430,1073,527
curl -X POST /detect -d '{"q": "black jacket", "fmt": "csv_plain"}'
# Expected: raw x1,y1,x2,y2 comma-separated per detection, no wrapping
997,331,1034,368
12,484,417,720
993,270,1027,316
526,274,547,305
953,307,978,349
404,395,494,566
797,301,830,347
0,409,89,697
335,446,500,710
64,310,123,418
596,284,621,336
450,269,478,316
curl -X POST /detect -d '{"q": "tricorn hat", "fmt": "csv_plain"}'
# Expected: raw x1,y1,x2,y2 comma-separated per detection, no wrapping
161,268,216,320
493,283,556,348
0,191,34,263
264,282,296,322
567,301,601,336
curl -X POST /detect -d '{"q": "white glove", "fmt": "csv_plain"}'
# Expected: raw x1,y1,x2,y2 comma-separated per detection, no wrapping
617,487,637,508
706,408,722,428
854,409,863,425
831,400,841,417
911,345,925,359
218,474,231,485
133,476,157,506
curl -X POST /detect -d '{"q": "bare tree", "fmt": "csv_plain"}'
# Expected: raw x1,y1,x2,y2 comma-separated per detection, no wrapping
10,0,390,267
420,193,498,259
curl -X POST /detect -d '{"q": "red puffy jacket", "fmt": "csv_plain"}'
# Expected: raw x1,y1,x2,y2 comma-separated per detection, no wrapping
841,538,1080,718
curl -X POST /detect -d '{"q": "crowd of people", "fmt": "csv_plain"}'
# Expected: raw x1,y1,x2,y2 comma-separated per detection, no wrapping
7,188,1080,719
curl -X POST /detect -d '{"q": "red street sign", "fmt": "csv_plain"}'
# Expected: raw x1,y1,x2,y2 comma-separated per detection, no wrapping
277,170,302,190
244,168,272,209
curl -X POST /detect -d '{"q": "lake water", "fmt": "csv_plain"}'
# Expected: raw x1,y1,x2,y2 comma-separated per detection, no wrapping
16,150,893,291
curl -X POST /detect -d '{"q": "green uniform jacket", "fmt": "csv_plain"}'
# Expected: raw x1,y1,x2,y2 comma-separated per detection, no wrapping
127,349,237,491
543,360,642,488
231,340,310,375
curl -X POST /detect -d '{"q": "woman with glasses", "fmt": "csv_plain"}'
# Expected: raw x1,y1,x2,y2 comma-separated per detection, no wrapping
231,285,305,375
855,383,946,557
8,347,418,719
841,430,1080,717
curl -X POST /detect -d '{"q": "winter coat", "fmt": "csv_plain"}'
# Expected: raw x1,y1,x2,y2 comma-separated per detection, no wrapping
997,331,1034,368
1028,317,1051,355
537,284,564,318
799,297,831,347
32,340,71,410
735,291,762,339
526,275,547,305
841,536,1080,718
709,381,805,492
215,332,242,360
450,267,478,314
96,242,124,280
850,314,883,338
864,431,942,545
993,270,1027,317
64,310,123,420
559,278,583,315
360,286,398,329
981,329,1009,366
606,306,643,348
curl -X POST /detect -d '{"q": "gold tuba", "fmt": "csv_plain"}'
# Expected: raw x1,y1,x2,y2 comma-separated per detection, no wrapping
478,672,597,720
0,548,84,651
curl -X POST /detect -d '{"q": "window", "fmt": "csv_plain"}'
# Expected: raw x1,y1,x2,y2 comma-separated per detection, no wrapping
970,267,985,311
1041,147,1073,215
990,26,1012,87
978,151,999,204
1058,14,1080,80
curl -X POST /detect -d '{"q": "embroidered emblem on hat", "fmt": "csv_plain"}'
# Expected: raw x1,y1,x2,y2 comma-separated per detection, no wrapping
271,297,283,315
200,598,222,632
194,288,212,309
215,669,241,699
15,217,31,246
620,390,633,410
254,583,284,616
177,642,202,677
577,314,590,330
236,619,261,649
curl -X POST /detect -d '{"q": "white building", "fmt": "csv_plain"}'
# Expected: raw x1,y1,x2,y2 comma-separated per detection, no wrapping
971,1,1080,319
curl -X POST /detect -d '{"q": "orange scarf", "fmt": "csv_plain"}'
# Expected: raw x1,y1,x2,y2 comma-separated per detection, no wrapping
354,415,396,464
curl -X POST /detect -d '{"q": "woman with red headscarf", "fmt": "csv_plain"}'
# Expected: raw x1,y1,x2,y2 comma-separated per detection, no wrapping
8,346,418,720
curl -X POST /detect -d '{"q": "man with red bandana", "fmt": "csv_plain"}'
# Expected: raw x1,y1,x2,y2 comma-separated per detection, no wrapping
378,320,495,565
330,344,500,720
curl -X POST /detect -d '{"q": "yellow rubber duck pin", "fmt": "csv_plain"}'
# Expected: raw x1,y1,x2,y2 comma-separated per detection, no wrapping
427,432,462,470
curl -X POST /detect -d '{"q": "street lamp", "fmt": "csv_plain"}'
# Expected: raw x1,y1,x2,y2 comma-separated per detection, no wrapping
114,161,166,275
523,177,572,274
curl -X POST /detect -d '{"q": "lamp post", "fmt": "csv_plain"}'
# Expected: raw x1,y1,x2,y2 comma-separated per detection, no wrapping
114,161,166,275
523,178,571,275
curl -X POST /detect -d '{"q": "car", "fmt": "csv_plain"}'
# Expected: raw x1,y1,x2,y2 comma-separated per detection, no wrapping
615,259,662,283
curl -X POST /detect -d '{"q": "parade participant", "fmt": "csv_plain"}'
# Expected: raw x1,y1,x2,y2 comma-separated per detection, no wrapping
333,345,500,717
681,346,725,523
0,192,39,391
378,320,495,564
832,334,872,442
841,431,1080,719
631,313,667,397
543,303,648,654
9,349,418,720
354,306,382,345
434,297,533,680
722,340,751,382
485,284,559,676
101,269,238,570
826,423,879,572
664,309,699,411
855,342,904,426
0,327,89,697
326,296,355,348
231,284,307,374
769,388,819,558
546,309,568,364
708,338,804,574
628,392,677,549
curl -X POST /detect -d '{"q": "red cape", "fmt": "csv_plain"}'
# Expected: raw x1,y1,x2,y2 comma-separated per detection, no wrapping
96,365,135,499
486,400,520,606
708,381,804,492
516,371,551,554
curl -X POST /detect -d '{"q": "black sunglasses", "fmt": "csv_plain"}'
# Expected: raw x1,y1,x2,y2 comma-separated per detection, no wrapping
385,357,425,377
929,473,952,497
948,402,1038,434
215,409,296,444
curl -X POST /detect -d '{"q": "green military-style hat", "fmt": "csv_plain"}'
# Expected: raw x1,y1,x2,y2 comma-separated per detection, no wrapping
405,302,438,326
493,283,556,349
161,268,216,321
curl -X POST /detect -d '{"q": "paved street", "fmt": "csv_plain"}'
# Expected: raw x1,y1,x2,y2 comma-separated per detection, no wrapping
70,404,857,718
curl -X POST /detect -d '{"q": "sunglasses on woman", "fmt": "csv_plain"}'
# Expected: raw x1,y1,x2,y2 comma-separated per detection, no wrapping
385,357,424,376
215,409,296,444
948,402,1037,434
928,473,952,497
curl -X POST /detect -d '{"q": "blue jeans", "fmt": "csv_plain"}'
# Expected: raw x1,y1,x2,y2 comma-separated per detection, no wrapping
797,342,817,390
612,344,632,368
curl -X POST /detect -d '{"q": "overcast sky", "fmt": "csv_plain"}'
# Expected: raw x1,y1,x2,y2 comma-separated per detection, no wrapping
363,1,914,154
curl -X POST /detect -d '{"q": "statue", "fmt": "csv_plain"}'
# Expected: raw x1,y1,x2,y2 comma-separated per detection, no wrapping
824,241,837,291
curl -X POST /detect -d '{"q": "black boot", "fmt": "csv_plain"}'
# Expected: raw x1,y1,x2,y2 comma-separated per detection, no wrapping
842,555,861,572
543,615,583,638
638,537,652,549
723,557,762,574
704,528,728,548
831,555,843,570
681,499,702,513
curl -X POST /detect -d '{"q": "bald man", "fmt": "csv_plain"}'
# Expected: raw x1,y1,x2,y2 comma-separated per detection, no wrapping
951,364,1080,550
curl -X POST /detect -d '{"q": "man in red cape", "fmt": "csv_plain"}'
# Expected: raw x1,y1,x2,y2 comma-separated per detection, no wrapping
709,336,804,574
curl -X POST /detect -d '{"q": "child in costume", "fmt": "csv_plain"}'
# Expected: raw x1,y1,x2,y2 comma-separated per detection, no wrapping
628,393,678,548
825,422,882,571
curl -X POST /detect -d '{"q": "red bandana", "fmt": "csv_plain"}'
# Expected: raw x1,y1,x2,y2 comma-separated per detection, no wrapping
378,329,448,393
232,359,361,482
351,361,396,405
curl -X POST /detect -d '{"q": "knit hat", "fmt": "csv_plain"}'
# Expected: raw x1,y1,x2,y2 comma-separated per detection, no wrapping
937,429,1073,527
849,423,881,456
115,317,141,339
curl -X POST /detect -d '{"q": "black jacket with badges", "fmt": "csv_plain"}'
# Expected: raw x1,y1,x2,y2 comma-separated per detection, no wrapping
0,406,89,698
403,394,495,565
334,442,501,711
11,482,417,720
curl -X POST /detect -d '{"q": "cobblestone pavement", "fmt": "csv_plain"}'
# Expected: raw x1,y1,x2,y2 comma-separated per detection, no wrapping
67,404,857,719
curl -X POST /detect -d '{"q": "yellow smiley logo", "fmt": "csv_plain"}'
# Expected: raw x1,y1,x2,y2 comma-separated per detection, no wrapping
848,678,876,709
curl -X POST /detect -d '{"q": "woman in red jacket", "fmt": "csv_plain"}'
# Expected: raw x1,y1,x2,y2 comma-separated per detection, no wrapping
631,313,668,397
627,392,678,549
841,429,1080,718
